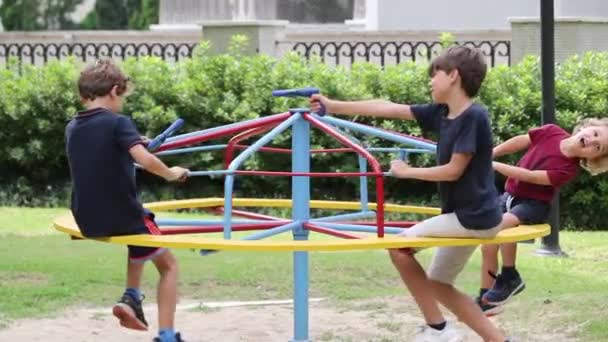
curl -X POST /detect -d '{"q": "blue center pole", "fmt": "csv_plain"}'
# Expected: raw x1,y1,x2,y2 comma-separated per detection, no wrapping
290,109,311,342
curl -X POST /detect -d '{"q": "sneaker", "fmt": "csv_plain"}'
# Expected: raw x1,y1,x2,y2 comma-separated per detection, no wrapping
413,321,466,342
483,272,526,305
112,293,148,331
153,332,185,342
475,296,504,317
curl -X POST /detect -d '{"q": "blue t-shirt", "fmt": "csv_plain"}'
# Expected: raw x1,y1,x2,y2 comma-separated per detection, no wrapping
411,103,501,230
65,108,145,237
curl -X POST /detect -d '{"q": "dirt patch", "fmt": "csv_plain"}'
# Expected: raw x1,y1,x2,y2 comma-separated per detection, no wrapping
0,297,580,341
0,271,49,287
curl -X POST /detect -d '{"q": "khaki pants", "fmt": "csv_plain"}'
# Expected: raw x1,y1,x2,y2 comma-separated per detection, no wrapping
399,213,501,284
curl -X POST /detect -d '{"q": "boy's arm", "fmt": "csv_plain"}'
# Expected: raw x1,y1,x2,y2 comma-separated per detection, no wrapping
390,153,472,182
310,94,414,120
492,161,551,185
129,145,188,181
493,134,531,158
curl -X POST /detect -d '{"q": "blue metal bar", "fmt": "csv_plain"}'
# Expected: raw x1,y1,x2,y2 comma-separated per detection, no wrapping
155,218,282,226
367,147,434,154
222,175,235,239
315,222,405,235
319,115,436,151
310,211,375,223
165,113,288,143
321,123,369,212
148,118,185,151
241,221,301,240
291,110,310,342
223,113,301,239
155,144,227,156
358,155,369,211
272,87,319,97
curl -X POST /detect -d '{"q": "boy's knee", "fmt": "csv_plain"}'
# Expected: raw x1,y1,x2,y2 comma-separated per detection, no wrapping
154,251,179,274
481,243,499,256
428,278,455,294
388,248,416,267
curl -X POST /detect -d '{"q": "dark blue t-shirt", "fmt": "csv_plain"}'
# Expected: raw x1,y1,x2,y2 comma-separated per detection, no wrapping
411,103,501,230
65,108,145,237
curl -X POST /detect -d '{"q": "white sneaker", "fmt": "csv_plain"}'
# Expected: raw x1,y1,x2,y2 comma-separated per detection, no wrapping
413,321,466,342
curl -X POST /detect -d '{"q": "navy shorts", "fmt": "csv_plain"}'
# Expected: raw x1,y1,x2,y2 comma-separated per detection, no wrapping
498,192,550,225
128,211,167,263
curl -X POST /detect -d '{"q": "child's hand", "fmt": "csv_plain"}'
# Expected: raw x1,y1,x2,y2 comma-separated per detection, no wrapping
310,94,330,114
390,159,411,178
166,166,189,182
141,135,151,146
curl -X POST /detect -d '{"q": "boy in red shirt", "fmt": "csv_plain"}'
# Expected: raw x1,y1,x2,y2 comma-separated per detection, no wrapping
478,119,608,315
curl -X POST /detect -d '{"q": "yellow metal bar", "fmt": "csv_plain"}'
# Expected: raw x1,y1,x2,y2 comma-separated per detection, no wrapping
54,212,549,252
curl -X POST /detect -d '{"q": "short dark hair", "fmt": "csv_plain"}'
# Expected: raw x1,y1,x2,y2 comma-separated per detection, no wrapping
78,59,131,101
429,46,487,97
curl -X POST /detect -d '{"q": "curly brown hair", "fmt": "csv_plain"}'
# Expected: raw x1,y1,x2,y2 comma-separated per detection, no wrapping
78,59,132,101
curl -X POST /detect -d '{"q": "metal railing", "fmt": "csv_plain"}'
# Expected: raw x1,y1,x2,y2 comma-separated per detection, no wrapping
0,42,197,65
286,40,511,67
1,40,510,68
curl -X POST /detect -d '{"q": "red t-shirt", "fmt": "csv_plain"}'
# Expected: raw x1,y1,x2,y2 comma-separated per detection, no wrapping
505,124,579,202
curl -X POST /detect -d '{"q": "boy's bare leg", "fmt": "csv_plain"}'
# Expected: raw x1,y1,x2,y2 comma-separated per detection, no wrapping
481,213,521,289
127,259,145,289
152,250,179,329
388,249,445,324
499,213,521,267
112,255,148,331
431,280,506,341
481,244,500,289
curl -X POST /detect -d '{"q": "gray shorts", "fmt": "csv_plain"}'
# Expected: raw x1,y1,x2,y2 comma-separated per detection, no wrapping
399,213,501,284
499,192,550,224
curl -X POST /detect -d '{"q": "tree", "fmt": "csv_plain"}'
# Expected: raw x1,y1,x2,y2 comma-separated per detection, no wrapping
90,0,158,30
0,0,82,30
127,0,158,29
94,0,128,29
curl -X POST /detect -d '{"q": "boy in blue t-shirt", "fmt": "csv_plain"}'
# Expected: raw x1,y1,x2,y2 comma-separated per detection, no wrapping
65,59,189,342
311,46,512,342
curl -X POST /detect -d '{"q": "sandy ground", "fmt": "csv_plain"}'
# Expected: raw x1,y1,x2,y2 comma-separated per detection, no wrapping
0,297,580,342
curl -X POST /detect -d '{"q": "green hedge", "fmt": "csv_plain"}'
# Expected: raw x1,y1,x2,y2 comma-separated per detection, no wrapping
1,39,607,230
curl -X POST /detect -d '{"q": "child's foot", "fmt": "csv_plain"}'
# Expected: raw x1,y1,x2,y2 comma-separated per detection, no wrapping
112,293,148,331
153,332,185,342
413,321,465,342
483,273,525,305
475,296,504,317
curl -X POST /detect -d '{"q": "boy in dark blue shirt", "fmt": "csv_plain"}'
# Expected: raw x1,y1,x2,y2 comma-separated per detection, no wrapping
65,59,189,342
311,46,513,342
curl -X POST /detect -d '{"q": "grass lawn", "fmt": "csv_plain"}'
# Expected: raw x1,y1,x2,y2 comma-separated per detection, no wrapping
0,207,607,340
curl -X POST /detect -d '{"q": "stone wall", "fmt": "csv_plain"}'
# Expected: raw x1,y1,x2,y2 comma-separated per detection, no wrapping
510,17,608,63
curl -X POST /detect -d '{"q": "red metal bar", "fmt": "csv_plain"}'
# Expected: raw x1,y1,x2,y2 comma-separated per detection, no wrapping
212,207,286,221
234,145,355,154
159,222,286,235
157,112,291,151
303,222,363,239
337,221,418,228
235,145,292,154
234,170,383,177
304,113,386,237
225,124,277,168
